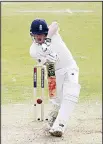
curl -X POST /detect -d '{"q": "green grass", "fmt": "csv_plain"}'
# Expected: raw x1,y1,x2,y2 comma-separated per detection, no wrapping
1,2,102,104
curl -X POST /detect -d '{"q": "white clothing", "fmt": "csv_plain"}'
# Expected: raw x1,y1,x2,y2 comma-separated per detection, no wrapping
29,21,81,134
50,67,81,133
29,22,78,71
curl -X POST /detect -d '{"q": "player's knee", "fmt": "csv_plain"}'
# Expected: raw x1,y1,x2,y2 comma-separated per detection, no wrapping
63,82,81,103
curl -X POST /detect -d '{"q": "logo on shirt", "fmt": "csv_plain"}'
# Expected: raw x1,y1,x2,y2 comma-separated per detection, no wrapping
39,25,42,31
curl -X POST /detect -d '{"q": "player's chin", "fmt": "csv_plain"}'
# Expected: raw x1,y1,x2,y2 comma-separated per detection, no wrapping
36,40,45,45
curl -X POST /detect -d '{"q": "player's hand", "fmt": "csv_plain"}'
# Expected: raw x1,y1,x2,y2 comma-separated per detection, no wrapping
41,38,52,54
37,52,58,65
46,52,58,63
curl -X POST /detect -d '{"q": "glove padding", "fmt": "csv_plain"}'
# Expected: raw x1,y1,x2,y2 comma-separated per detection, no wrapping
37,38,58,64
46,52,58,63
37,53,58,65
41,38,51,54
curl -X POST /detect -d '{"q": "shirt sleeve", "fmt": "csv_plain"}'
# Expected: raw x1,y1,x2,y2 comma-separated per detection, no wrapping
29,43,38,59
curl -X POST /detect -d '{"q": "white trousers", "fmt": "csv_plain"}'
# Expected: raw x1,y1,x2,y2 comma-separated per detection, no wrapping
50,66,81,105
49,66,81,132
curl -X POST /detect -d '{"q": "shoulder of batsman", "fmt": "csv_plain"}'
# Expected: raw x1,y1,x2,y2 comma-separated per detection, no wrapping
49,21,59,29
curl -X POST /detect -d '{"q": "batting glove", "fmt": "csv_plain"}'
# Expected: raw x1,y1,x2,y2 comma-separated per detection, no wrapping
46,52,58,63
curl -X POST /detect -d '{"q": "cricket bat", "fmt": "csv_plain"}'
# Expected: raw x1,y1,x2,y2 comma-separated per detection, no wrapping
46,63,56,98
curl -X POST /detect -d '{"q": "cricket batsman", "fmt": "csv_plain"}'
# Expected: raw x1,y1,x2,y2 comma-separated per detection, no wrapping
29,19,81,137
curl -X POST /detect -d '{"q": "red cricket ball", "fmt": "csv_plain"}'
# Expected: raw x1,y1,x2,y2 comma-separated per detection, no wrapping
37,99,42,104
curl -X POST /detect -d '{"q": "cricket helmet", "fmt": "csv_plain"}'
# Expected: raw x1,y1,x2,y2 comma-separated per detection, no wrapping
30,19,49,35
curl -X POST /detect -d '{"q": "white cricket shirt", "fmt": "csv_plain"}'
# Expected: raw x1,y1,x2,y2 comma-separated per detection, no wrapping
30,30,78,71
